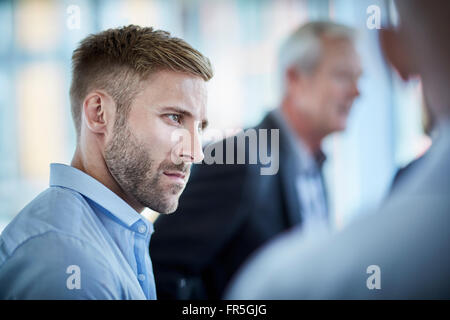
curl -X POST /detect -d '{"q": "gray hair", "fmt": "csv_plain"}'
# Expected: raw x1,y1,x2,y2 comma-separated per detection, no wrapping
279,21,356,88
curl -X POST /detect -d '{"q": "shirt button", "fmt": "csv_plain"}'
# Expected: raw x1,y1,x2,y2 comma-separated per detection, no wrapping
138,224,147,234
138,274,146,281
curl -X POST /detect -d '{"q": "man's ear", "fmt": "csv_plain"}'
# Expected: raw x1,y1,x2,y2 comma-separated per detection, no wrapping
82,90,115,135
286,66,301,84
379,28,418,81
285,66,305,93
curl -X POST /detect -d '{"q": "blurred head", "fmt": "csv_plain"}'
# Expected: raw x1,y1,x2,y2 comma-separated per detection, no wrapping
70,25,213,214
280,21,362,138
380,0,450,123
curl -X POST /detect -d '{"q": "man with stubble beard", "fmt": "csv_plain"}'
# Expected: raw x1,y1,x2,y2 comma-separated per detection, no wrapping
0,25,213,299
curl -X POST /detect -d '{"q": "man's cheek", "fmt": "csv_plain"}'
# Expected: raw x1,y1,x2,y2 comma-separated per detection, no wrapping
147,131,174,159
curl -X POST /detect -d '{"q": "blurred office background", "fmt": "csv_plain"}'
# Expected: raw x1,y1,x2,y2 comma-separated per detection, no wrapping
0,0,428,232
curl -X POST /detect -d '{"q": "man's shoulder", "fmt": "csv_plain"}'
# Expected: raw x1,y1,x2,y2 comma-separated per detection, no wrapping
0,229,104,264
0,186,95,261
19,185,88,217
0,230,120,299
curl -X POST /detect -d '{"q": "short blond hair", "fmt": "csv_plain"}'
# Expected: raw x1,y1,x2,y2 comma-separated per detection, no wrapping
70,25,213,137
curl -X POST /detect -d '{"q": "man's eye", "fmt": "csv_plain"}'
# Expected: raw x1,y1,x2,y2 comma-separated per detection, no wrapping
167,114,181,124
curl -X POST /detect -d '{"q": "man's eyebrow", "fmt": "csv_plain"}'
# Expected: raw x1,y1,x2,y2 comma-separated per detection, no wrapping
160,106,208,130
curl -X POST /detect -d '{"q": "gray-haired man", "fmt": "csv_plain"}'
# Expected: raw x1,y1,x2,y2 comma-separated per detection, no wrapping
227,0,450,299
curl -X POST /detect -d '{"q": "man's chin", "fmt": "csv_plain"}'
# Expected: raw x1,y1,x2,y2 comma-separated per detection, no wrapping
160,204,179,215
332,119,348,132
150,198,180,215
139,183,184,214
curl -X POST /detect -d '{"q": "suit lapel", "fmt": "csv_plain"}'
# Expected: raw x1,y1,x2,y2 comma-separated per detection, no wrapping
257,112,303,227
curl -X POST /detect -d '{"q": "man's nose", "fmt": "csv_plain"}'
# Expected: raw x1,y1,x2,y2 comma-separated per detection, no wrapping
350,80,360,98
179,128,204,164
192,130,205,163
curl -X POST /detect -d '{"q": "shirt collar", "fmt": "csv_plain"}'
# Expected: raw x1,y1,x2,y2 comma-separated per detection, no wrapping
49,163,144,228
272,108,326,174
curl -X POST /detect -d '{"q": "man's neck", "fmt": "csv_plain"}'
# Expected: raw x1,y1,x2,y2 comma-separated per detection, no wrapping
280,103,324,155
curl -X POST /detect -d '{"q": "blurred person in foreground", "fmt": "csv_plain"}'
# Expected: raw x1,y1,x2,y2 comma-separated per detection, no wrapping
390,95,436,191
0,25,213,299
226,0,450,299
150,21,362,299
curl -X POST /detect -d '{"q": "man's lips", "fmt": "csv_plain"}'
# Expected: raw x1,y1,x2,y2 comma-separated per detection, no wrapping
163,171,186,183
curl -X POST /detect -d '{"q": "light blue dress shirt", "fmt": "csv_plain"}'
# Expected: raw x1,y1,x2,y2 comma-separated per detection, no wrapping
0,163,156,299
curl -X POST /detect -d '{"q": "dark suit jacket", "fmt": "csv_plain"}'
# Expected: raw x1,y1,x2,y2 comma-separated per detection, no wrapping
149,111,314,299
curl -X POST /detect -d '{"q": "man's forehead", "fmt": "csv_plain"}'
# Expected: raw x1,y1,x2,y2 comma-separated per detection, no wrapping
321,36,356,54
142,70,205,91
321,38,360,64
140,71,207,108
